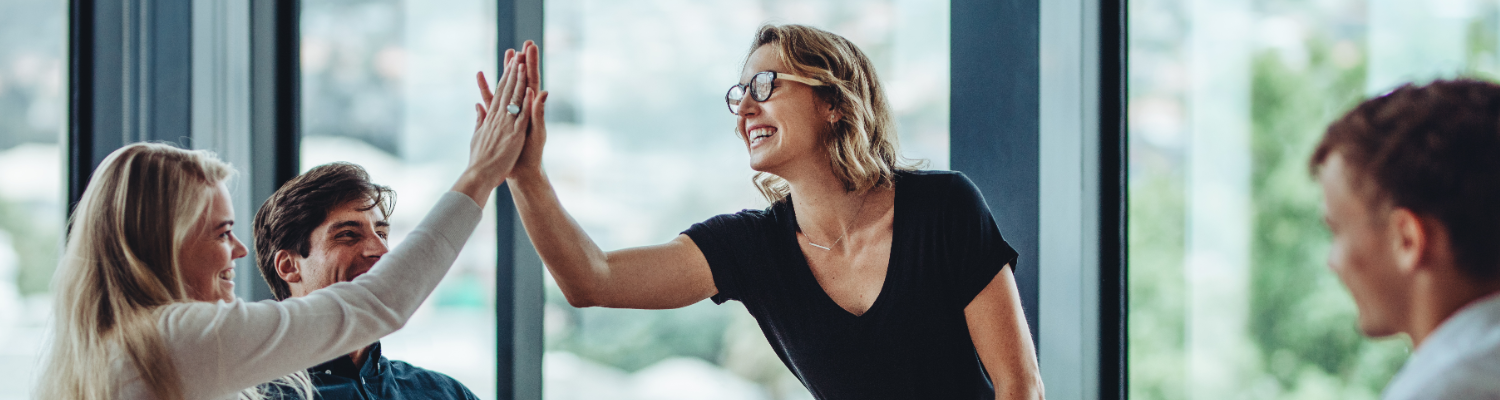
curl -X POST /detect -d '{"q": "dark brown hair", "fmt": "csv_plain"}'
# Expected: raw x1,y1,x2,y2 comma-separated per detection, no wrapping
253,162,394,300
1311,79,1500,280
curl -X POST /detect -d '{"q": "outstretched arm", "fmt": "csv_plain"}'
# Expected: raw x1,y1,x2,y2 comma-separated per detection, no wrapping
163,48,537,399
480,41,718,310
165,192,482,399
966,264,1045,400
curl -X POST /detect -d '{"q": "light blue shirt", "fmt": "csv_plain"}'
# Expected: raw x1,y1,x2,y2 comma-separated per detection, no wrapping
1385,293,1500,400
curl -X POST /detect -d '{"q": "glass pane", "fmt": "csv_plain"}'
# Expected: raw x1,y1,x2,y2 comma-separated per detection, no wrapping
540,1,949,399
1126,0,1500,398
0,0,66,398
300,0,498,397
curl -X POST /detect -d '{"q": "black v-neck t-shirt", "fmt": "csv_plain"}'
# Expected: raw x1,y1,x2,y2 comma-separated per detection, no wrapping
683,170,1020,399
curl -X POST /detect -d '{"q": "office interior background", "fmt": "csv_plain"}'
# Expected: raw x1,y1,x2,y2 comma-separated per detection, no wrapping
1,0,1495,399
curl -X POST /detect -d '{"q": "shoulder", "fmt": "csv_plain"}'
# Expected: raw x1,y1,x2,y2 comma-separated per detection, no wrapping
699,206,779,227
1392,362,1500,399
386,359,479,397
897,170,988,213
1387,349,1500,399
684,205,783,240
896,169,970,189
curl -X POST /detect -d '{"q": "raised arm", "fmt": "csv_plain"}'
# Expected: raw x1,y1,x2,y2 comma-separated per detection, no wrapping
490,41,718,310
160,50,535,399
164,192,482,398
509,174,717,309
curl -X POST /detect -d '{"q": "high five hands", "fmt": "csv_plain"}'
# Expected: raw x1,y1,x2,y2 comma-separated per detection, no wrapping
452,40,546,206
475,40,548,183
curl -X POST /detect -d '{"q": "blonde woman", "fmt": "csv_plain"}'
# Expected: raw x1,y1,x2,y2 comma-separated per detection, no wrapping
497,26,1043,399
37,49,539,400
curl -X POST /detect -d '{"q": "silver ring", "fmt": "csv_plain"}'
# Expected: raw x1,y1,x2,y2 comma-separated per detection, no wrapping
506,103,522,115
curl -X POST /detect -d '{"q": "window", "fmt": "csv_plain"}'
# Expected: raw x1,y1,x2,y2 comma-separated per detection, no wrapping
300,0,500,397
0,0,66,398
539,1,948,399
1127,0,1500,398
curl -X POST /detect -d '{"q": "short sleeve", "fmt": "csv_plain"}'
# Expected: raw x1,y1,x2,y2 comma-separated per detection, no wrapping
682,209,773,304
943,172,1020,305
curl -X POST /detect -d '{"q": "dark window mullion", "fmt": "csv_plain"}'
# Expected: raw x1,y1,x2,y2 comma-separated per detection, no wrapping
496,1,544,399
1100,0,1128,398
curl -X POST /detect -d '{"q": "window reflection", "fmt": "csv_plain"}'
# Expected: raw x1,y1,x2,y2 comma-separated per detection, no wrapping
301,0,499,397
0,0,66,398
541,1,948,399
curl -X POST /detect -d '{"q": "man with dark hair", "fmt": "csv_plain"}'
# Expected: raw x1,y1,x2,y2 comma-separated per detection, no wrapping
254,162,479,400
1312,79,1500,399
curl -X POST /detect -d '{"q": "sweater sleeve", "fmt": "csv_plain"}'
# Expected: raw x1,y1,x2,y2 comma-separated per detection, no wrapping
159,191,483,399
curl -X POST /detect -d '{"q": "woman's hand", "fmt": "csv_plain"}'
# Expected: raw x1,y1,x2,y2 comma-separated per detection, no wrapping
453,47,536,207
513,41,547,180
477,41,548,183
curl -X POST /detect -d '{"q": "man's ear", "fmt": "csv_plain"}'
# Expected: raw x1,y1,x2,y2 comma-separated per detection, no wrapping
274,250,302,283
1390,208,1429,275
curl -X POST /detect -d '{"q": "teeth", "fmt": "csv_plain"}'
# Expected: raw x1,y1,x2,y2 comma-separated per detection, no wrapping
749,127,775,139
221,269,235,280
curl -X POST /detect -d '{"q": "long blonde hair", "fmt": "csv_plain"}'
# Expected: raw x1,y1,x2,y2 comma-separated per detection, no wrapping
37,143,312,400
743,24,916,203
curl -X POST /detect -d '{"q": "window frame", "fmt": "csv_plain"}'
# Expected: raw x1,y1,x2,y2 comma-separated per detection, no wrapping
66,0,1128,398
955,0,1126,398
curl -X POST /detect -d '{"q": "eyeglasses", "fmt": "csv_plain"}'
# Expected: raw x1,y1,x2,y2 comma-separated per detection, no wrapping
725,71,825,115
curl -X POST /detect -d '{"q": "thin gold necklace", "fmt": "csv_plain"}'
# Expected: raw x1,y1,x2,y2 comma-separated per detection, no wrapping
805,191,870,251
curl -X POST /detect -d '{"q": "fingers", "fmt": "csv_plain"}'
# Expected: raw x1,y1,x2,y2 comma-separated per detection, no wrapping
491,53,519,124
477,71,493,107
525,41,541,92
492,58,522,123
512,88,533,132
475,103,486,131
508,58,528,110
531,89,548,122
503,48,516,95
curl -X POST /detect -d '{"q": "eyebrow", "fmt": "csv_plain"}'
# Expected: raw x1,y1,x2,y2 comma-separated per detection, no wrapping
328,220,391,231
215,220,234,230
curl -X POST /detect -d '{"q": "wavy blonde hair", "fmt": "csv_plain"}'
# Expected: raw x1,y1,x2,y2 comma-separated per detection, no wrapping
37,143,312,400
743,24,917,203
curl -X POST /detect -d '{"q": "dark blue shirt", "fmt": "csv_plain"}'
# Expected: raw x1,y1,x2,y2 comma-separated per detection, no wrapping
683,170,1019,400
272,342,478,400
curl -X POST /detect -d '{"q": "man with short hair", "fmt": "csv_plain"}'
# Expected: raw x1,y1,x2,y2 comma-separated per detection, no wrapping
1312,79,1500,399
254,162,479,400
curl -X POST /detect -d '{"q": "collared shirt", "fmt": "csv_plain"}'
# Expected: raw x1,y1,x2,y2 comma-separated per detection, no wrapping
1385,293,1500,400
281,342,479,400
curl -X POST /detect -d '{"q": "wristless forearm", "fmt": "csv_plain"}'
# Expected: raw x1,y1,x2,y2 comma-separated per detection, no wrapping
507,171,613,299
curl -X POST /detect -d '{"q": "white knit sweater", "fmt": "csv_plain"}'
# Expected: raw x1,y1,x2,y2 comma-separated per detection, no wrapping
112,191,483,400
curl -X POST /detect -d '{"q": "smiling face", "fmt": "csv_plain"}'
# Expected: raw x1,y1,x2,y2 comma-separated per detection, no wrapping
736,45,837,175
180,182,247,303
1318,153,1412,337
277,199,390,298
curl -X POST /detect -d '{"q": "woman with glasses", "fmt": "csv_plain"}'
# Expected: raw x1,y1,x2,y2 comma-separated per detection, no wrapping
494,25,1042,399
